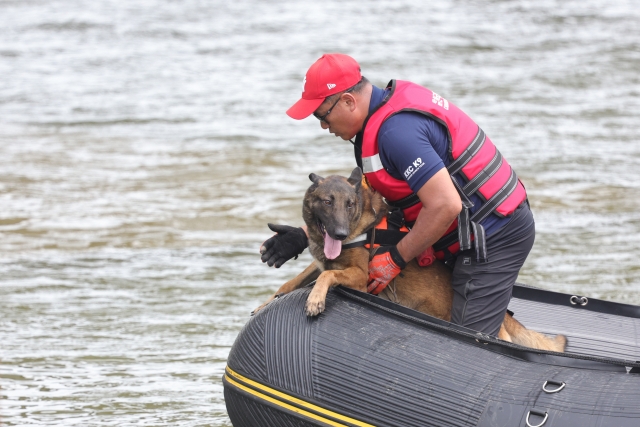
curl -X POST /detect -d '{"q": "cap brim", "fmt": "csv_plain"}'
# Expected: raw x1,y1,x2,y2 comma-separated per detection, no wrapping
286,97,325,120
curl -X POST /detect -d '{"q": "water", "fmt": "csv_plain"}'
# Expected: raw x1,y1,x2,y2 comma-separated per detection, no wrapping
1,0,639,425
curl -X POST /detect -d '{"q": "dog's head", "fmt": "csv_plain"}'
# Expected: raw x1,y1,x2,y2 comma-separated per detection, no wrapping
303,167,364,260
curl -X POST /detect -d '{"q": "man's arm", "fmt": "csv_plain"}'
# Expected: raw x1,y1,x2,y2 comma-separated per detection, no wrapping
396,167,462,262
366,167,460,294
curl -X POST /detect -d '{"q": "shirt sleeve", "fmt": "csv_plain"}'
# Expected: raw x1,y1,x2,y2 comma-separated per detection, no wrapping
377,112,449,193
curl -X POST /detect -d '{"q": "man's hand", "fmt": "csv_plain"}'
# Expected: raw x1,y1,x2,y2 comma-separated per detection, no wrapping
367,245,407,295
260,224,308,268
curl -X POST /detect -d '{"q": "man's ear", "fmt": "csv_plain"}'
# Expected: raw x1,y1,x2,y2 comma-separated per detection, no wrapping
347,167,362,192
343,92,357,112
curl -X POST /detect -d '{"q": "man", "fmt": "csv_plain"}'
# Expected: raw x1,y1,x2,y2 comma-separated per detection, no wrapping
261,53,534,337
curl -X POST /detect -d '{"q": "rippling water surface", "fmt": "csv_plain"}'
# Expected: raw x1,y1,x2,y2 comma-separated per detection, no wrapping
1,0,639,425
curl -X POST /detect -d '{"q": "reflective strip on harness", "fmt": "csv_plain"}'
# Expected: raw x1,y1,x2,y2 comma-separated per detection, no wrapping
362,154,384,173
341,233,368,250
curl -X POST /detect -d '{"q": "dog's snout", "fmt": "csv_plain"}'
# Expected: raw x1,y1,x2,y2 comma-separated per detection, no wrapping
334,231,349,241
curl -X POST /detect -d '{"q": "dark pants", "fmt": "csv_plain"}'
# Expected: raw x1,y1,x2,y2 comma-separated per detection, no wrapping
450,204,535,337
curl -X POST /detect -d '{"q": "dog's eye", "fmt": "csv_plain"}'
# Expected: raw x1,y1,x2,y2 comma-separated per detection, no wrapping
323,200,332,206
347,201,354,209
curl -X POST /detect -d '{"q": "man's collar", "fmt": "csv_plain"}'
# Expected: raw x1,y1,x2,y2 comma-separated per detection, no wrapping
368,85,388,115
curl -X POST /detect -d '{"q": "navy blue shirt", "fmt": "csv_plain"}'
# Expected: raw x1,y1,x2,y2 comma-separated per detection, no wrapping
369,85,511,236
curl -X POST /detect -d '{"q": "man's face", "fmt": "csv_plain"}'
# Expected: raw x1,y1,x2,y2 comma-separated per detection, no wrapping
312,93,360,140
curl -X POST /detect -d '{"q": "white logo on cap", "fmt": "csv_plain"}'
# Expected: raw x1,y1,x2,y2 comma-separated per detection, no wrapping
327,83,336,90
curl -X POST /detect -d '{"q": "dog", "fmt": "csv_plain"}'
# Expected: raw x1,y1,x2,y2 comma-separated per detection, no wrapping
255,167,567,352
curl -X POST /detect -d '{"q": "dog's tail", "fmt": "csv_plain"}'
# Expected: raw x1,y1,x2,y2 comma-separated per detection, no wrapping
501,313,568,353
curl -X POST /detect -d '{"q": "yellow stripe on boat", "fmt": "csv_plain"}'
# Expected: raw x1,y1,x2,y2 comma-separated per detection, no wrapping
224,366,375,427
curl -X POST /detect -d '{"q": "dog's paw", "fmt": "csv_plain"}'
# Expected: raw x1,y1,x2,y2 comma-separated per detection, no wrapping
305,297,325,316
251,304,266,316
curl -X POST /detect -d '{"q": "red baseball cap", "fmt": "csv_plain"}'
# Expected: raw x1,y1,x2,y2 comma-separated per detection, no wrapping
286,53,362,120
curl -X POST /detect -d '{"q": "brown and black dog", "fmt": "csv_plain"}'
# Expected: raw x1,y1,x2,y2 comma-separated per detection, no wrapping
256,167,566,352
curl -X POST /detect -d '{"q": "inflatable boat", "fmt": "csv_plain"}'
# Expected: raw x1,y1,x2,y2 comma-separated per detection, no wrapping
223,284,640,427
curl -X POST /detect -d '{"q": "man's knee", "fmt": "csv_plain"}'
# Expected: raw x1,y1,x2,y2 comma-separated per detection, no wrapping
450,276,514,336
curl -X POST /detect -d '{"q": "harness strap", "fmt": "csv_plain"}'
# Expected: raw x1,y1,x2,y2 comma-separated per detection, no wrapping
387,209,405,230
368,227,376,261
370,229,409,246
341,233,369,250
341,228,409,250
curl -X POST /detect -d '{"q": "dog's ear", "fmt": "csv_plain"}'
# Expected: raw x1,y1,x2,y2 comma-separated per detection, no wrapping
347,167,362,192
309,173,324,184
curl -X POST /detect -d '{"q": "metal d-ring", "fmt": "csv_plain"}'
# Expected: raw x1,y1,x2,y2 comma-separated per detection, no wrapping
475,332,490,345
526,410,548,427
542,380,566,393
570,295,588,306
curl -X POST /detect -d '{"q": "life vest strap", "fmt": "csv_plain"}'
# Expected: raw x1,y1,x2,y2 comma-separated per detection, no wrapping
447,127,486,175
471,220,487,263
433,228,459,253
462,150,503,196
435,130,521,263
385,193,420,211
469,169,519,225
458,204,472,251
435,170,518,262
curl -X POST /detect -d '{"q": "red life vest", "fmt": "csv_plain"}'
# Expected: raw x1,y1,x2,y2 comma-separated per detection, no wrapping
359,80,527,261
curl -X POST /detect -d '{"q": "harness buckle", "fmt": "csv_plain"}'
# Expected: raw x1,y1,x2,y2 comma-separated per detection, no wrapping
387,208,405,230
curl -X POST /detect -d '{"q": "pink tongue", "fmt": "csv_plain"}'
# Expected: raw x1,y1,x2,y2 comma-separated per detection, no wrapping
324,233,342,259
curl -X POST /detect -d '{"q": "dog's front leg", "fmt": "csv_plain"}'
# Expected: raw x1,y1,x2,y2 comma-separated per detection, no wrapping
305,266,367,316
253,262,321,315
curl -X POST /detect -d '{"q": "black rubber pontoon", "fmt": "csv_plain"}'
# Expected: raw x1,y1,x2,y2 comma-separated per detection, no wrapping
223,284,640,427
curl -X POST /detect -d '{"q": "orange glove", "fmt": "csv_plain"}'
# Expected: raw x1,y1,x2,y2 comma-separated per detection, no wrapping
367,246,407,295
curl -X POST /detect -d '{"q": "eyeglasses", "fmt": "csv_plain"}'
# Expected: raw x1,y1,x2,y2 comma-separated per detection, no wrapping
313,95,342,125
313,87,355,125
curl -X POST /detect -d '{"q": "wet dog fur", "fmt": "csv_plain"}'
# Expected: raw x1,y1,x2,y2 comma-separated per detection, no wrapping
256,167,567,352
